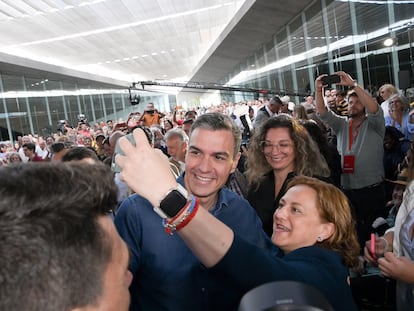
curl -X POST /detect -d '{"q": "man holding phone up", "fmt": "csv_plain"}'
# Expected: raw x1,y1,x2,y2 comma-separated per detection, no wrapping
315,71,386,251
140,102,165,127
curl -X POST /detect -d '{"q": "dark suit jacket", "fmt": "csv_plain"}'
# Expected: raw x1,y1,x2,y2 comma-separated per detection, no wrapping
247,171,295,237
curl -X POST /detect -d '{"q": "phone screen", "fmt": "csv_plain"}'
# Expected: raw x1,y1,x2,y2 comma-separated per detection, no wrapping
322,75,341,85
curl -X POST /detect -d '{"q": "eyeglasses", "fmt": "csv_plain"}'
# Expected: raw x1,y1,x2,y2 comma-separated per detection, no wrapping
260,141,293,153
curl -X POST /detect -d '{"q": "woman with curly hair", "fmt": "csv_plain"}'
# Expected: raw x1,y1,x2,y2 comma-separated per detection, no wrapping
246,114,331,236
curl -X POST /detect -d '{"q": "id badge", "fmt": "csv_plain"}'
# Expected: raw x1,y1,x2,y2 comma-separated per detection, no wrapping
343,154,355,174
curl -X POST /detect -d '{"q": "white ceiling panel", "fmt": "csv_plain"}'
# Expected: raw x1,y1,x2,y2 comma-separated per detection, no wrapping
0,0,246,82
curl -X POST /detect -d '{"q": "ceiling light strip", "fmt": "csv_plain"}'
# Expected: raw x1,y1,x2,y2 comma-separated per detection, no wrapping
1,3,225,48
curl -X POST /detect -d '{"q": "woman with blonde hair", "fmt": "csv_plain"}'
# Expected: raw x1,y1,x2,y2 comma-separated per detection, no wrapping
246,114,331,236
379,83,399,118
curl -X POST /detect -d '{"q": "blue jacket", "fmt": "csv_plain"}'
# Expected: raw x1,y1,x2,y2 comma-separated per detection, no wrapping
211,235,358,311
114,177,273,311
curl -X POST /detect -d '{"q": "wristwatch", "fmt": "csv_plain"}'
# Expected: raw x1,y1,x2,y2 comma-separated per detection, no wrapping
153,184,189,218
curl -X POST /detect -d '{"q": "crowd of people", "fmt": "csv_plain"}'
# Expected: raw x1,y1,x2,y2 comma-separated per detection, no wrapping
1,71,414,310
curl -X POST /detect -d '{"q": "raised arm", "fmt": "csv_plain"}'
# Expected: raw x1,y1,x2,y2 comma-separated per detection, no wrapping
315,75,327,115
334,71,379,114
116,129,234,267
315,71,379,115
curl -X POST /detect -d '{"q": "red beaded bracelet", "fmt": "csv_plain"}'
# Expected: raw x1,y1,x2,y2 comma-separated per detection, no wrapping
163,197,199,235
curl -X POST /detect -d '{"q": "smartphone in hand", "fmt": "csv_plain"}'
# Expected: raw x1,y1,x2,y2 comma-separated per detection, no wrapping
322,74,341,85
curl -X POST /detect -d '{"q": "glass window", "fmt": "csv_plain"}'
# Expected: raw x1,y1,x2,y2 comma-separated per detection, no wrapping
49,96,67,130
354,2,389,35
265,39,277,64
276,31,289,61
305,1,325,50
289,16,305,55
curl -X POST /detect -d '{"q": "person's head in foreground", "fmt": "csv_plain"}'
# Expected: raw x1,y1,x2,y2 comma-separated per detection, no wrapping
0,162,132,311
276,176,360,266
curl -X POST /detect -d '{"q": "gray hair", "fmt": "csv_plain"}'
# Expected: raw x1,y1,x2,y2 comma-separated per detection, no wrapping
389,93,409,111
164,128,189,143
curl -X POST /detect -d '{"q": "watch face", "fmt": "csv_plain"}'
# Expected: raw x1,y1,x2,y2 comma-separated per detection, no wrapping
160,189,188,218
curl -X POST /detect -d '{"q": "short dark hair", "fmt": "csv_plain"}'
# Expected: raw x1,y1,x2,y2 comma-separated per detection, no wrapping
0,163,118,310
347,90,358,101
337,90,347,98
183,118,194,125
61,146,99,162
50,142,72,153
22,142,35,152
190,112,241,158
184,110,198,118
269,95,282,105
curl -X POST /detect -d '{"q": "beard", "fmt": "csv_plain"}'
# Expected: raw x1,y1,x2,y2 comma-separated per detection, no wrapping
348,109,365,118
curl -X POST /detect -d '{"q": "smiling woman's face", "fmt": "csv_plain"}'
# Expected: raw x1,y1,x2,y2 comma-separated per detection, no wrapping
271,185,332,253
262,127,296,174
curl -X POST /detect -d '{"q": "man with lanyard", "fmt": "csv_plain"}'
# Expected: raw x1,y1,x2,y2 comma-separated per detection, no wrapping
315,71,386,251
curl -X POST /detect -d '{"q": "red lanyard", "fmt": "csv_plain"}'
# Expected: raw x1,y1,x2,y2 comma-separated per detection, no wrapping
348,119,363,151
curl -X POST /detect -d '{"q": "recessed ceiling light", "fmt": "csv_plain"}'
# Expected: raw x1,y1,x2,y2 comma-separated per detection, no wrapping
151,52,157,55
142,54,148,57
132,56,139,59
114,59,121,62
123,57,130,61
161,51,166,54
383,38,395,46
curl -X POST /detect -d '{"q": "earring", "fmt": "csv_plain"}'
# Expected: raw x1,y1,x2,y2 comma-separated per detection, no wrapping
317,236,323,242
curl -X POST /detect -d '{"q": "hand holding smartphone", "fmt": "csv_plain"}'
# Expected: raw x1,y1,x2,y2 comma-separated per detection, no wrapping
370,233,389,260
321,74,341,86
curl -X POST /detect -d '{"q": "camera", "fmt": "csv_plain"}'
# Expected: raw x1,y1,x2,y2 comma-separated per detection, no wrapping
77,113,87,123
321,74,341,86
146,110,155,114
57,120,68,134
